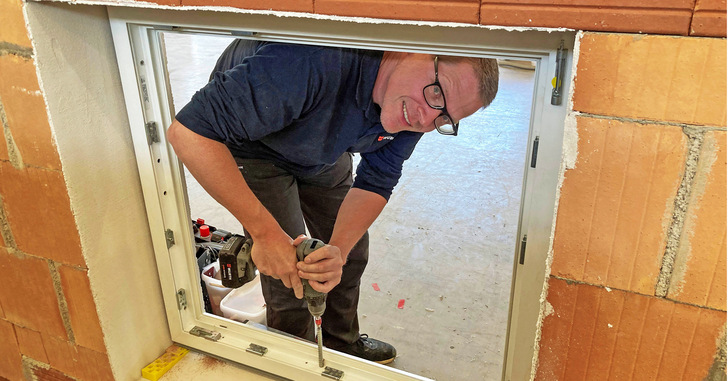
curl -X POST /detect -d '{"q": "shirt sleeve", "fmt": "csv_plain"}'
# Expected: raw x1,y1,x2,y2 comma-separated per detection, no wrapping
175,44,328,145
353,131,423,200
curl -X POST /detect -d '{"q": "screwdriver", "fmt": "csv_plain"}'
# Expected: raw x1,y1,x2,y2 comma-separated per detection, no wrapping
296,238,328,368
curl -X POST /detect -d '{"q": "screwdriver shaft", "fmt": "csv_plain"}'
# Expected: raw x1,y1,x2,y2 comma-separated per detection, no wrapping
317,324,324,367
315,316,324,367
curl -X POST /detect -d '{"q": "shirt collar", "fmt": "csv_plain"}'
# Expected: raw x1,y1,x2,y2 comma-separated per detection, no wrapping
356,50,385,124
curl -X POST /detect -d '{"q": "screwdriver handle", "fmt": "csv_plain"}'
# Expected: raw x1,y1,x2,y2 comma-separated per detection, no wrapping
295,238,327,298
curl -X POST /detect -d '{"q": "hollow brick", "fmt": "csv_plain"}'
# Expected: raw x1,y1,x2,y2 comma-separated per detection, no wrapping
0,0,32,48
574,33,727,127
480,1,693,35
552,117,687,295
0,162,85,266
0,55,62,170
0,247,67,339
0,319,22,381
537,278,726,380
59,265,106,353
316,0,479,24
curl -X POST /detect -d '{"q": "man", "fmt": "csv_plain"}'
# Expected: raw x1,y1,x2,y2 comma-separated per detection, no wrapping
167,40,498,364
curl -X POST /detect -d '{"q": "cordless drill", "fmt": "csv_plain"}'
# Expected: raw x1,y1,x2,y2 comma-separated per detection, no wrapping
296,238,327,368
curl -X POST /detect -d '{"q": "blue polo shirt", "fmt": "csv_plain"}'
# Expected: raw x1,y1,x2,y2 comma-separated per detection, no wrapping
176,42,422,200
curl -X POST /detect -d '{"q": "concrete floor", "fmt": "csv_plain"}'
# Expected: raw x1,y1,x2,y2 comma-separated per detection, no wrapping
164,33,534,380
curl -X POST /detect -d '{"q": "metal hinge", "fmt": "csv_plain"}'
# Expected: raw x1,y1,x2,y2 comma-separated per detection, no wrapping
519,235,527,265
176,289,187,310
189,326,221,341
322,367,345,380
246,343,268,356
551,40,567,105
145,121,160,144
530,136,540,168
165,229,175,248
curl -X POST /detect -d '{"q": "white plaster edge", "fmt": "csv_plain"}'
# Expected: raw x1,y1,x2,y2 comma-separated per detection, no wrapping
22,3,90,260
36,0,574,33
528,30,583,381
21,0,115,362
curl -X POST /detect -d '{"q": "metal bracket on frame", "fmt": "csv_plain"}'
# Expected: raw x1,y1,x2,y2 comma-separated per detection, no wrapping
189,326,221,341
322,366,345,380
245,343,268,356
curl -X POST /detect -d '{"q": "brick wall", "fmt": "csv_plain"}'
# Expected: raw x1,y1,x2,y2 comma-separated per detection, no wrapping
539,33,726,380
0,0,113,379
0,1,725,380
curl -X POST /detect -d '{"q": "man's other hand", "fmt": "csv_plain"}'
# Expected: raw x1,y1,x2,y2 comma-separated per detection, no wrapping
295,237,344,294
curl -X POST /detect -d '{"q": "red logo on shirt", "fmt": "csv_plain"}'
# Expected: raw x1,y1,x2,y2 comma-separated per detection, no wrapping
378,136,394,141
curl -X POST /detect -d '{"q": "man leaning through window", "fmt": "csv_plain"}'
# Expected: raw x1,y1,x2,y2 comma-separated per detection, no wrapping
167,40,499,364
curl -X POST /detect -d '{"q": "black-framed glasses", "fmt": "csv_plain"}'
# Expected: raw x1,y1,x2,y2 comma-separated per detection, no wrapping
423,56,459,136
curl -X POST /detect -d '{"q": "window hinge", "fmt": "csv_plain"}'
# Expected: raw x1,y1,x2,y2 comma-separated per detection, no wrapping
189,326,221,341
246,343,268,356
145,121,160,144
551,40,567,105
176,289,187,310
165,229,175,248
322,367,345,380
519,235,527,265
530,136,540,168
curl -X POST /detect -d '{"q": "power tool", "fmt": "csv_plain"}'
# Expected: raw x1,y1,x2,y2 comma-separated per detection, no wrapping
296,238,328,368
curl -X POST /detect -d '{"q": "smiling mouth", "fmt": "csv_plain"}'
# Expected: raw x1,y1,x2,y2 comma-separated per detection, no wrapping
403,101,411,126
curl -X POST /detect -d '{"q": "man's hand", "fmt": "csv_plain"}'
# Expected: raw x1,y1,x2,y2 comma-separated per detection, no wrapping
295,238,344,294
250,232,304,299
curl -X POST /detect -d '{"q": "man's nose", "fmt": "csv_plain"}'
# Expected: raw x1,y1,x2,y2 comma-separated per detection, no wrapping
418,104,440,127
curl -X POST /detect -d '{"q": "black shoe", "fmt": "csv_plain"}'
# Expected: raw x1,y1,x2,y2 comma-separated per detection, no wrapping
334,334,396,364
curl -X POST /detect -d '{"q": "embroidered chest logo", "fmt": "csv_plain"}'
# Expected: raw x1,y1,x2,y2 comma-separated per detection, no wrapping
377,136,394,141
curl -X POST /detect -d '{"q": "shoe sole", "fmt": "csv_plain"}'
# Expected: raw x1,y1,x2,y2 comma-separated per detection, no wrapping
374,357,395,365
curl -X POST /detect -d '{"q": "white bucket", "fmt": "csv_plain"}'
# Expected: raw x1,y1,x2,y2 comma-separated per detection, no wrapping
220,275,267,325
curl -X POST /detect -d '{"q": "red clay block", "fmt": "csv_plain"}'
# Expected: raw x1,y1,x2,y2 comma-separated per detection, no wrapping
480,2,693,35
668,131,727,310
42,333,77,377
372,283,380,291
15,325,49,363
0,247,67,339
0,319,22,381
180,0,312,13
316,0,479,24
691,0,727,36
26,365,76,381
0,0,32,48
537,278,726,380
41,332,113,381
552,117,687,295
0,55,62,170
73,345,114,381
574,33,727,127
59,266,107,353
398,299,405,309
0,163,85,266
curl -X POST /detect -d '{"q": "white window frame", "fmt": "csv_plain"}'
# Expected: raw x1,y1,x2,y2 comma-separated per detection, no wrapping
108,7,574,380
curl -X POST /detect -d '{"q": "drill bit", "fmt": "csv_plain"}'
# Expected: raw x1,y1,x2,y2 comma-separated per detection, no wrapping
315,316,324,367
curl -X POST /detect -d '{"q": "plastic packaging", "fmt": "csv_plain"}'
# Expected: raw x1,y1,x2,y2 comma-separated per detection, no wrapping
200,261,234,316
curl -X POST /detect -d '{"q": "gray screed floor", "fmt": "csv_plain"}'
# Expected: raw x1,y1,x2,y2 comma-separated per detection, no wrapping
164,33,535,381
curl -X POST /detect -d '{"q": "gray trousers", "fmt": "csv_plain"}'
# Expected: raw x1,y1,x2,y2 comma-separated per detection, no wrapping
236,154,368,348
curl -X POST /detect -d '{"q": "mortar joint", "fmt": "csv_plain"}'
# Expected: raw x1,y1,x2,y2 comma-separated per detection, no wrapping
48,260,76,344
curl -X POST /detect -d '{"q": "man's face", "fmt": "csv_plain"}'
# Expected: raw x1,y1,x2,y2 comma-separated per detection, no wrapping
375,54,483,134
